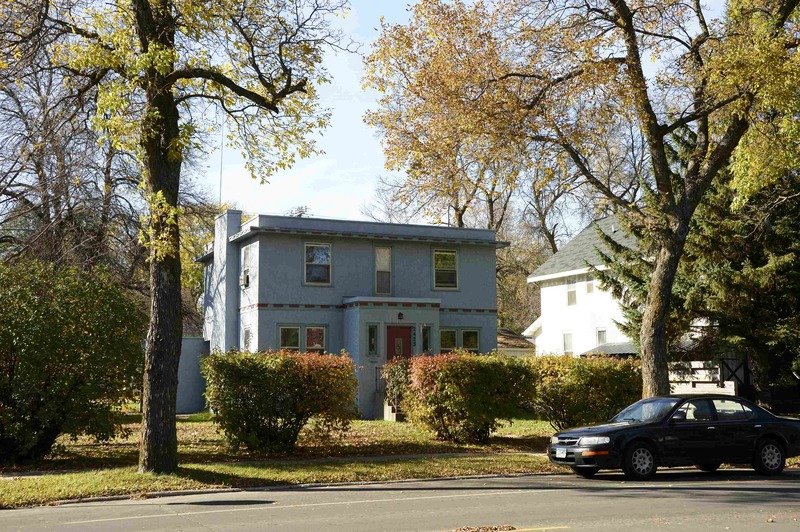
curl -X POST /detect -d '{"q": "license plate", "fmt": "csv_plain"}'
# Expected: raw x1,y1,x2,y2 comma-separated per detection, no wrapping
555,447,567,459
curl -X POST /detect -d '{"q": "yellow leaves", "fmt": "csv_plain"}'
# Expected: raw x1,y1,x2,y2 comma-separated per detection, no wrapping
139,190,181,262
730,116,800,209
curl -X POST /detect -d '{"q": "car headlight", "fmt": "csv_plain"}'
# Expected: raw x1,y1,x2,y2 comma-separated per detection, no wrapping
578,436,610,446
550,436,559,444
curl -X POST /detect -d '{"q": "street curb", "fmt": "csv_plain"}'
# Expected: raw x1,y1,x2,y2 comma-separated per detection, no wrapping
41,468,565,507
34,462,800,508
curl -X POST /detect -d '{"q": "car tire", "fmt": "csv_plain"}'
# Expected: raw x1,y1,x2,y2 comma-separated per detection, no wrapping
571,467,599,479
622,441,657,480
696,462,722,472
753,438,785,475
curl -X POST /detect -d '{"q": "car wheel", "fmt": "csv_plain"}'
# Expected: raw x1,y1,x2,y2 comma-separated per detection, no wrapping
696,462,722,472
571,466,599,479
753,438,785,475
622,442,657,480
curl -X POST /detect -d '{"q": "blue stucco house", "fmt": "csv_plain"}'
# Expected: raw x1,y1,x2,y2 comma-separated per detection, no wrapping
196,210,505,418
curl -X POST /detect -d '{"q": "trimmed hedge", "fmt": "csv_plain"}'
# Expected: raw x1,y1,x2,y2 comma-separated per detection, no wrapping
398,351,536,443
201,351,357,453
527,355,642,431
384,352,642,440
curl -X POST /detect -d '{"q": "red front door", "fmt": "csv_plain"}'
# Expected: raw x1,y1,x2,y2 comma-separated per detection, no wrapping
386,326,413,361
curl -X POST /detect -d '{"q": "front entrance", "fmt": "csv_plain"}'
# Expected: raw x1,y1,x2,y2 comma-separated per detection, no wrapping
386,326,413,361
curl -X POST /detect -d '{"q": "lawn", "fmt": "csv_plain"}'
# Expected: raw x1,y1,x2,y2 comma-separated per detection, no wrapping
0,416,559,508
0,414,553,474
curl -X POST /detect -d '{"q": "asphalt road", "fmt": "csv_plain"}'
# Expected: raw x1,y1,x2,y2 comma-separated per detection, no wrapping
2,469,800,531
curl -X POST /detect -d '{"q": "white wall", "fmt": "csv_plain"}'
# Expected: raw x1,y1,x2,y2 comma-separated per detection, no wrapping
533,274,629,355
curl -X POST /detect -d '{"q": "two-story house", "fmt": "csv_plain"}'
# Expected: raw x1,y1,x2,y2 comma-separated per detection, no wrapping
523,216,637,356
197,210,504,418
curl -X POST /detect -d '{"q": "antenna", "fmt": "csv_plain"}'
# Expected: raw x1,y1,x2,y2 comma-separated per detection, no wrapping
218,117,224,205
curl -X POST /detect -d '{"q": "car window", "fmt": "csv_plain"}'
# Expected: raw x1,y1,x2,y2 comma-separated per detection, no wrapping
612,398,681,423
713,398,754,421
676,399,714,422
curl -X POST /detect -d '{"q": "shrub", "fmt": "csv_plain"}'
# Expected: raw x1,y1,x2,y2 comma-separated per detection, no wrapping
201,351,357,453
0,261,146,464
383,358,411,414
402,351,535,443
527,355,642,431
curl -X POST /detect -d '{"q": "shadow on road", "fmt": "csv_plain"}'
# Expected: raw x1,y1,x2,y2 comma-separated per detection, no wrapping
253,469,800,507
161,499,275,507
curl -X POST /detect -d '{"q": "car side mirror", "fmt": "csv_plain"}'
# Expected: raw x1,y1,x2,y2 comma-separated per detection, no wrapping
670,411,687,424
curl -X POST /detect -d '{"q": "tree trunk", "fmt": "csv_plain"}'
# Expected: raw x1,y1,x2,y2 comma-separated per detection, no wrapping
138,86,183,474
638,227,687,397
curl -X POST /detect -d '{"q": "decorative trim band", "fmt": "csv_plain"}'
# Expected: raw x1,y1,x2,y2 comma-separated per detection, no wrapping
240,302,497,314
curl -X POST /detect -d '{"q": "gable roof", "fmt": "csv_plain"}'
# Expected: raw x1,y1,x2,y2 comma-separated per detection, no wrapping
497,328,535,349
528,215,637,282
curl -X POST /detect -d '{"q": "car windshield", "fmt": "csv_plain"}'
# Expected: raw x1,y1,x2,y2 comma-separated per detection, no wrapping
612,398,681,423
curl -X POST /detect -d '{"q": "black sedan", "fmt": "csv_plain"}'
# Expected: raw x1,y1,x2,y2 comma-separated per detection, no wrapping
547,394,800,480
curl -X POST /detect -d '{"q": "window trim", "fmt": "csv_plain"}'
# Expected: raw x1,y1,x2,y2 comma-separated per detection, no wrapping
367,323,379,356
242,326,252,352
304,242,332,286
440,328,458,352
461,329,480,353
240,244,252,289
374,245,392,296
279,325,301,351
566,278,577,306
432,249,459,290
586,279,594,293
563,331,573,355
596,328,607,345
305,325,327,353
421,325,432,354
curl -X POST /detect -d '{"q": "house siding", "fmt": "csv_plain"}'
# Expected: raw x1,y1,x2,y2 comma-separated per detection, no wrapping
533,273,627,355
201,210,501,419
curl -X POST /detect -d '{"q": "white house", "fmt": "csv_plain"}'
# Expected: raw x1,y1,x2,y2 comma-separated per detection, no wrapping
524,216,637,356
524,215,738,395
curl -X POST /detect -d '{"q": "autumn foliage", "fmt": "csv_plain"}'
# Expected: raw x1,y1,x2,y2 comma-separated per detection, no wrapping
391,352,535,444
527,356,642,431
201,351,357,453
385,353,642,441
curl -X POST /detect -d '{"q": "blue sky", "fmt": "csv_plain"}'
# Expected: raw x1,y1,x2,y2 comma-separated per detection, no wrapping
198,2,414,219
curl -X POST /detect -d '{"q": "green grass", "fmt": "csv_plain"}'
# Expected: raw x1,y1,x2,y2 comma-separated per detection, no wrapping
1,417,553,474
0,454,561,509
0,417,557,508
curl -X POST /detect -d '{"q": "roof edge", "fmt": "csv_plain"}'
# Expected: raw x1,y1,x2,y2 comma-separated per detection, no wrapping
527,264,607,283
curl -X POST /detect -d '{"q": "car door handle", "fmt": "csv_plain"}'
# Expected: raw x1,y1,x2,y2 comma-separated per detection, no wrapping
755,425,762,428
707,426,716,430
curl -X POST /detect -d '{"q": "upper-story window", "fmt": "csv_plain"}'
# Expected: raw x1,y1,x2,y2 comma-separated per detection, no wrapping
305,243,331,285
240,244,252,289
375,246,392,295
586,279,594,293
567,278,577,306
433,249,458,289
